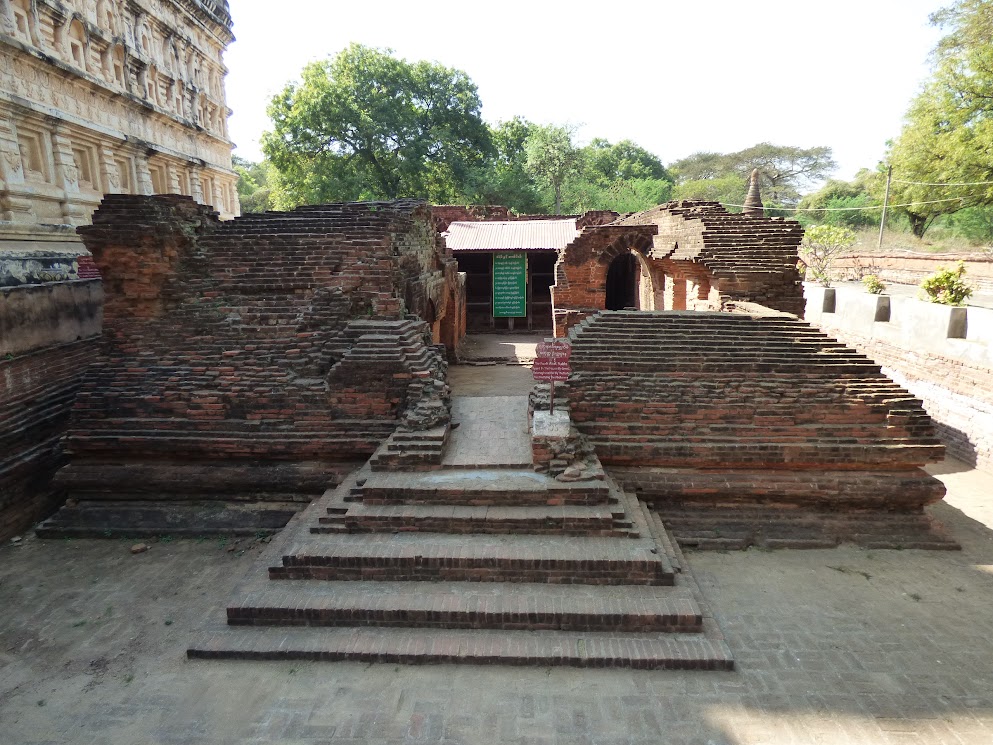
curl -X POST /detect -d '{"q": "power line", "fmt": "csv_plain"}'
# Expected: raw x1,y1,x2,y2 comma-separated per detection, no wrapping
891,178,993,186
720,196,969,212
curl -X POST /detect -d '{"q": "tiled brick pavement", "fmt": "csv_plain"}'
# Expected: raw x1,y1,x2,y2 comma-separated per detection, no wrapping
3,458,993,742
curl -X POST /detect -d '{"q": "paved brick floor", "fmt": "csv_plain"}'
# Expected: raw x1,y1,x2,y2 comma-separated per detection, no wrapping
443,397,532,468
2,458,993,744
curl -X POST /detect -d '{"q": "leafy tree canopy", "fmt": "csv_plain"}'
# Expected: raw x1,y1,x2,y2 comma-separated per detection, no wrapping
261,43,492,207
462,117,547,214
233,155,273,213
524,124,582,214
796,170,881,229
886,0,993,237
670,143,836,206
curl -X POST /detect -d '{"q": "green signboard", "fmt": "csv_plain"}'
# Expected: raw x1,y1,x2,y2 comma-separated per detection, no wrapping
492,252,527,318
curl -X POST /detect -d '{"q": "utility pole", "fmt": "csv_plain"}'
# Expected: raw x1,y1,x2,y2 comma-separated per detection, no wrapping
878,164,893,250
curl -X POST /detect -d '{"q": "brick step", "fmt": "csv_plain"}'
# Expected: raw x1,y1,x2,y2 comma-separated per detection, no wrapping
271,532,673,585
658,507,960,551
226,581,698,632
354,468,612,506
188,621,733,670
314,503,634,537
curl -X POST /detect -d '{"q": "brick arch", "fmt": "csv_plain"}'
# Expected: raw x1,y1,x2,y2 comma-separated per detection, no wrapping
595,232,654,266
552,226,659,336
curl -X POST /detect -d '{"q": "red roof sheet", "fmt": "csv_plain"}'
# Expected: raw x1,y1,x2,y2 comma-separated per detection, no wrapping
444,219,578,251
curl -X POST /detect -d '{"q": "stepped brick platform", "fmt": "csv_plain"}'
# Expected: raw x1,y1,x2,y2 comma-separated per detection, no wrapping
39,196,460,536
566,310,957,550
189,396,733,670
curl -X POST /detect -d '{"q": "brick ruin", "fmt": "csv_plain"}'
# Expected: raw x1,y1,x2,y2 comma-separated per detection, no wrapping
552,200,805,336
36,196,463,536
558,310,954,549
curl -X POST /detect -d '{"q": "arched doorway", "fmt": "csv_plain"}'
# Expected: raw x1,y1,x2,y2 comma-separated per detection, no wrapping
605,251,656,311
606,253,638,310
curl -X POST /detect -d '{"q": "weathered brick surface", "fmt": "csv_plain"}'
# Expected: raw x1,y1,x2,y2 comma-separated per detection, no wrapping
833,252,993,290
0,277,103,540
819,326,993,471
40,196,462,535
0,338,100,541
564,310,954,548
552,201,805,336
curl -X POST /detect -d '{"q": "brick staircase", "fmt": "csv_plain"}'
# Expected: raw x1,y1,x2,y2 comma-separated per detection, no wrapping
564,310,957,549
188,396,734,670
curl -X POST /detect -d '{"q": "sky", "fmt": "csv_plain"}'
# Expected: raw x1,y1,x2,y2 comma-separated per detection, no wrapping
223,0,948,184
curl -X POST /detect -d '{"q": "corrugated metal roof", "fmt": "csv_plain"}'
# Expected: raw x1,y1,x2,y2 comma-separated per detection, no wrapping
444,219,578,251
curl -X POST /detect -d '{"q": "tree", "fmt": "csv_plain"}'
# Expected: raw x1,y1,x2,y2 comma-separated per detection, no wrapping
262,44,492,207
581,138,674,184
886,0,993,237
232,156,273,213
796,170,881,229
799,225,857,287
463,117,549,213
670,143,836,207
672,174,747,207
525,124,581,214
561,138,674,213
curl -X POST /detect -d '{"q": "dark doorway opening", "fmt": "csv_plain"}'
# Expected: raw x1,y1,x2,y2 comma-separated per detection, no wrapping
605,252,638,310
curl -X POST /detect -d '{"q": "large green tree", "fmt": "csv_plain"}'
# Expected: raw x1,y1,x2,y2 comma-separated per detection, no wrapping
671,143,836,207
463,117,547,213
262,44,492,207
886,0,993,237
524,124,583,214
562,138,674,212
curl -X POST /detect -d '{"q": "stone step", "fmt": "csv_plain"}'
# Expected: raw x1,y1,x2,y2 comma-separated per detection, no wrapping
271,531,673,585
354,468,612,506
314,503,634,537
187,621,734,670
225,581,700,632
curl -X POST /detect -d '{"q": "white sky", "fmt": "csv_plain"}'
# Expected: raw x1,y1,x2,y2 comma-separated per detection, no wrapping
224,0,947,184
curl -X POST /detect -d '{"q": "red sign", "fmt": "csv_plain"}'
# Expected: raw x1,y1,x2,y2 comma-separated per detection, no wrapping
533,341,572,382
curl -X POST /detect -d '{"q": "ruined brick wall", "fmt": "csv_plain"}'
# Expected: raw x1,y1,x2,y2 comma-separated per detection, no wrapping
0,280,102,540
551,226,658,336
832,253,993,290
41,196,459,535
551,201,805,336
625,201,805,315
565,311,946,520
806,285,993,471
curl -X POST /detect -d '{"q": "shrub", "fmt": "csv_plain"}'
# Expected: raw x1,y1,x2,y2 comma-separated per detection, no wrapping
920,261,973,305
799,225,857,287
862,275,886,294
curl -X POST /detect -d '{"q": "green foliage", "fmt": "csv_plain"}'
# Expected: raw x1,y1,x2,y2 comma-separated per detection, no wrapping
462,117,548,213
560,139,674,213
262,44,492,207
797,171,881,229
799,225,857,287
862,275,886,294
886,1,993,237
672,174,747,209
232,156,273,213
920,261,973,305
524,124,581,214
671,143,836,206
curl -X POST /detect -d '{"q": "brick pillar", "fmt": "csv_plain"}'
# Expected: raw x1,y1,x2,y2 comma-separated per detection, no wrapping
190,167,204,204
0,111,35,223
97,143,120,194
135,151,154,195
50,125,88,225
167,162,182,194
